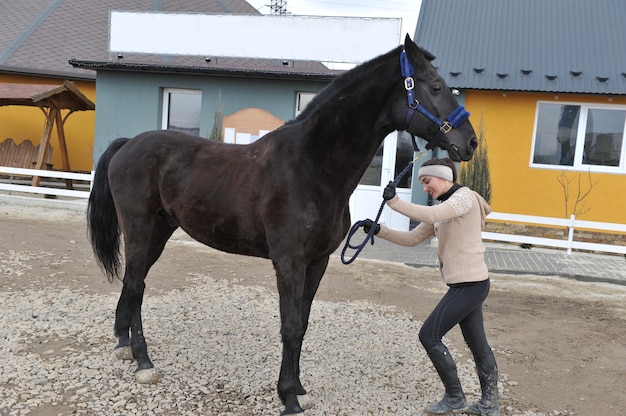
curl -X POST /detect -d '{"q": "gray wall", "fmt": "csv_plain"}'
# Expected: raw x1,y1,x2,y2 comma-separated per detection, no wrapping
92,71,328,161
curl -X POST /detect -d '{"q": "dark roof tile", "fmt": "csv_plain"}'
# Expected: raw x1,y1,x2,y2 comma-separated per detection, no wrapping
0,0,321,80
415,0,626,94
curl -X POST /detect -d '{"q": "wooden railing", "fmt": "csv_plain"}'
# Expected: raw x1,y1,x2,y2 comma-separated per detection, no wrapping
483,212,626,255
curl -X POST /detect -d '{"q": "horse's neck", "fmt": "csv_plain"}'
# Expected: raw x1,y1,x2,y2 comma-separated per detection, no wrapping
299,53,400,197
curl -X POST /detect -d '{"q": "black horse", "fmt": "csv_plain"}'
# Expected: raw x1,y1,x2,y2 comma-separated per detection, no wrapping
87,35,477,415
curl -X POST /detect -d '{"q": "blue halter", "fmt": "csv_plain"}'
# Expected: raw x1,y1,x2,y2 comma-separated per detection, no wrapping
339,51,471,265
400,50,470,150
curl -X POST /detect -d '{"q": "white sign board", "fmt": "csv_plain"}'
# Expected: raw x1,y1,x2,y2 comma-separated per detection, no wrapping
109,12,401,63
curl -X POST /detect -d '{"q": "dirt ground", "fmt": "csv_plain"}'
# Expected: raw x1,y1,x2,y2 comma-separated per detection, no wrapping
1,205,625,415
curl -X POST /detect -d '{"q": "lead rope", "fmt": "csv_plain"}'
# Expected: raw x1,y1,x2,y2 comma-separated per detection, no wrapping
340,146,426,265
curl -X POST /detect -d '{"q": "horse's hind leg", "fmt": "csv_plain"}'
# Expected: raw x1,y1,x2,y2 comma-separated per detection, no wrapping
114,266,154,382
113,216,176,384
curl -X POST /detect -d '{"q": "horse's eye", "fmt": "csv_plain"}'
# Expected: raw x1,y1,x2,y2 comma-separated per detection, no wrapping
432,84,442,93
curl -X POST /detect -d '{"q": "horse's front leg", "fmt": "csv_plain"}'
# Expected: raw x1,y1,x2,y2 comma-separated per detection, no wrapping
290,256,330,410
274,260,307,415
301,256,330,338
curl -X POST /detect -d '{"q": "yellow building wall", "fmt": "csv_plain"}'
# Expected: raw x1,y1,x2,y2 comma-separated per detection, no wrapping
0,74,96,172
464,90,626,224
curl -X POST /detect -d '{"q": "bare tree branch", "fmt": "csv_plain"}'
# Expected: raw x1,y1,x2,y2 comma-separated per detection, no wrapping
557,170,597,218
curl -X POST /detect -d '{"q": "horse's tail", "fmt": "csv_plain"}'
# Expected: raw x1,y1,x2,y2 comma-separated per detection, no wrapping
87,138,130,282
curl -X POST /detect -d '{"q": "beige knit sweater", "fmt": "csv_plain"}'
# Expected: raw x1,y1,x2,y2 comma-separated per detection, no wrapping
378,187,492,284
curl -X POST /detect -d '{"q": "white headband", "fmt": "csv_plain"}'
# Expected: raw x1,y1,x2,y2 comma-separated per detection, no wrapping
418,165,453,182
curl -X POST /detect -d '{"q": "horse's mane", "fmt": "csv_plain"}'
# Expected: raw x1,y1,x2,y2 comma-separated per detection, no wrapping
421,47,435,61
286,45,404,125
286,44,435,125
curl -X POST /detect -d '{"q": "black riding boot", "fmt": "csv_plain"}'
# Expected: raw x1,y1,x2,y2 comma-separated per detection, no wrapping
425,345,468,415
468,351,500,416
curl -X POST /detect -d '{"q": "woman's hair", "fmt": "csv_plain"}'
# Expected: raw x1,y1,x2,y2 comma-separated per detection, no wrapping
421,157,458,183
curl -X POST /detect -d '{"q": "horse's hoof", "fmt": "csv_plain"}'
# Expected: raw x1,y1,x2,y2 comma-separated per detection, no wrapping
135,368,158,384
280,395,312,415
280,406,303,415
280,397,304,415
297,394,314,410
113,346,134,360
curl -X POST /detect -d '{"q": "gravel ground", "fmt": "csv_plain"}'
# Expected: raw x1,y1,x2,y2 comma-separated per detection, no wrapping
0,204,587,416
2,272,541,416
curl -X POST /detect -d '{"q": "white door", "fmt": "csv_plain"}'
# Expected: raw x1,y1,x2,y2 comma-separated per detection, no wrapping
349,131,416,231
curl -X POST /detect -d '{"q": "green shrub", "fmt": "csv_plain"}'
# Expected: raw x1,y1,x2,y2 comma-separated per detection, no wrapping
459,115,492,203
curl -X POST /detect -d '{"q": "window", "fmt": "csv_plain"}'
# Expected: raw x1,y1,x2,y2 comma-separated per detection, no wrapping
296,92,316,116
162,89,202,136
394,131,414,188
360,142,383,186
531,102,626,173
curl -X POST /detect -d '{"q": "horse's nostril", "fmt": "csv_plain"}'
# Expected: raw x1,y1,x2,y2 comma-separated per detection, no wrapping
470,136,478,151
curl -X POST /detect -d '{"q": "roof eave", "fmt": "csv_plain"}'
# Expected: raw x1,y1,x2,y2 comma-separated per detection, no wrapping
68,60,340,82
0,65,95,81
445,82,625,96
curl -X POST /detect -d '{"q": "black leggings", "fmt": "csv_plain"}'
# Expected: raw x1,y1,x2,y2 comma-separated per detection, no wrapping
419,279,492,359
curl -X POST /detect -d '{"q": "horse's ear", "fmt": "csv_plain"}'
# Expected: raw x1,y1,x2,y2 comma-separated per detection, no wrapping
404,35,436,64
404,34,425,64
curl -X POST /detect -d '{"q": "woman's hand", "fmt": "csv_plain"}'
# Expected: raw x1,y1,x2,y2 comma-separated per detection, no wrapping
362,219,380,235
383,181,396,201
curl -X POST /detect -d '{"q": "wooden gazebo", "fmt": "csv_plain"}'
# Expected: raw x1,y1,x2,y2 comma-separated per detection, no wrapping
0,80,95,186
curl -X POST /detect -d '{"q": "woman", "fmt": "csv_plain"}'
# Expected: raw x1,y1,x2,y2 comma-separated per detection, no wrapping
363,157,499,416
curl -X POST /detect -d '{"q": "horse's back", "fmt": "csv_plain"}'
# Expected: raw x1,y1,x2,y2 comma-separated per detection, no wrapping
108,130,256,183
105,130,279,256
111,130,221,164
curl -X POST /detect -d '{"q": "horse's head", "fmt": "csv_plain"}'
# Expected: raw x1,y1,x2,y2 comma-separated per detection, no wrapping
391,35,477,162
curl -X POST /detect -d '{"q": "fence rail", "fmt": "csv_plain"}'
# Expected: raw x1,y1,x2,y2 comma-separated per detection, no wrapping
483,212,626,255
0,166,93,199
1,166,624,256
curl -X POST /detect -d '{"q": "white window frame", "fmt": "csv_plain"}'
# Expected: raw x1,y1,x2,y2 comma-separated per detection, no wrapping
161,88,202,135
296,92,316,116
530,101,626,174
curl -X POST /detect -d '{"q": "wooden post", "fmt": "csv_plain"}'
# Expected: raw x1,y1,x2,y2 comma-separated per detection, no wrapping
32,108,55,186
31,108,74,189
54,108,73,189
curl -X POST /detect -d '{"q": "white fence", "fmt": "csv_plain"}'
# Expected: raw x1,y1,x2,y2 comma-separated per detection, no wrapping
1,167,624,256
483,212,626,255
0,167,93,199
